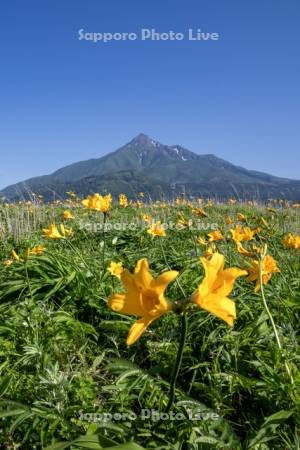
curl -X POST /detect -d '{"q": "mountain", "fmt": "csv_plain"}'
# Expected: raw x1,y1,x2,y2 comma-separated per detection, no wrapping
1,133,300,201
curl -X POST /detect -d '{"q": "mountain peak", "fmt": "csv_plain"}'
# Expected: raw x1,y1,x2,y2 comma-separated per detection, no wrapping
133,132,149,140
129,133,159,147
1,134,300,202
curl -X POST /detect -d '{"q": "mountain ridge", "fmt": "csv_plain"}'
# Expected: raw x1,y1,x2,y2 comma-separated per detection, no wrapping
1,134,300,201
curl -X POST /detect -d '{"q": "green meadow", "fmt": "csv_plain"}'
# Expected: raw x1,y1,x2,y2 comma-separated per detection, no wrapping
0,198,299,449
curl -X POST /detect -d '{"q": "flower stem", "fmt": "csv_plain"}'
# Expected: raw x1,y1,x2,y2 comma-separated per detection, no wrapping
164,312,187,413
159,238,186,299
24,260,33,302
259,258,293,384
101,212,107,275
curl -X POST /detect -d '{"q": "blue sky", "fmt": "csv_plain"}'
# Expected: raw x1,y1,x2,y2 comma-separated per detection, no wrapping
1,0,299,189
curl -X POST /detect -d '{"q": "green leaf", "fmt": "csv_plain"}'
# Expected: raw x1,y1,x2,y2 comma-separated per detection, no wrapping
72,434,103,448
263,410,293,426
0,375,11,396
103,443,145,450
44,439,145,450
0,408,27,418
248,410,293,448
43,442,72,450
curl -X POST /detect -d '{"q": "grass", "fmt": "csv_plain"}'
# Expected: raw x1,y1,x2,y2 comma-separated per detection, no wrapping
0,197,299,449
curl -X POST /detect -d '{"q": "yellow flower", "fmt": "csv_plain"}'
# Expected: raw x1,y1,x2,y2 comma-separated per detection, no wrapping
12,250,20,261
3,246,44,264
225,217,234,225
82,193,112,213
206,200,214,208
159,202,168,209
230,225,255,243
235,242,255,257
3,259,13,267
66,191,77,198
283,233,300,250
119,194,128,207
203,243,216,258
142,214,152,223
192,253,247,326
147,221,166,237
24,249,31,259
246,255,280,292
208,230,224,241
60,224,73,237
192,207,208,218
197,237,207,245
108,262,123,279
108,258,178,345
135,200,143,209
43,223,72,239
252,244,263,254
63,210,74,220
177,216,193,229
6,250,24,263
28,245,45,255
237,213,246,222
43,224,63,239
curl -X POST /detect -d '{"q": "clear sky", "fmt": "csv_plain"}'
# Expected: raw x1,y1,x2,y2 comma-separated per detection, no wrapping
1,0,300,189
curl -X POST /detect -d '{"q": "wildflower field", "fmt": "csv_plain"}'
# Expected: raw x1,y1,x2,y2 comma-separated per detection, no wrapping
0,194,299,449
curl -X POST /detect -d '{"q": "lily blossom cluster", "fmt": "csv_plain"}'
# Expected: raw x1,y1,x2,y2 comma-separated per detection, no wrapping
246,255,280,292
283,233,300,250
43,223,72,239
230,225,256,243
107,261,124,279
82,193,112,213
3,246,45,266
147,221,166,237
63,210,74,220
208,230,224,241
108,253,247,345
119,194,128,208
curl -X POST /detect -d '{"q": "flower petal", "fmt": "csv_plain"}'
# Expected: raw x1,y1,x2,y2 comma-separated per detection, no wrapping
151,270,179,295
198,253,225,296
126,316,154,345
134,258,153,289
214,268,247,297
193,292,236,326
108,292,143,316
120,269,136,290
201,253,224,283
